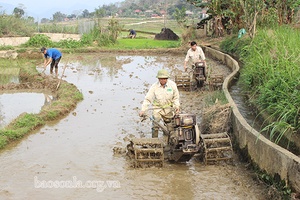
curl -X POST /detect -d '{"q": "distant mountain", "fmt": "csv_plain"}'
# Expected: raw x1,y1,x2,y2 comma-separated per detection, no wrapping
0,0,201,20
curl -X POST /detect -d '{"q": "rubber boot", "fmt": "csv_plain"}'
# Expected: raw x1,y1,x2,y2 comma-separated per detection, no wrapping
152,128,158,138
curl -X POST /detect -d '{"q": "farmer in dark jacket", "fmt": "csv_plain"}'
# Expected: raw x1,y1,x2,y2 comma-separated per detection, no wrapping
128,29,136,39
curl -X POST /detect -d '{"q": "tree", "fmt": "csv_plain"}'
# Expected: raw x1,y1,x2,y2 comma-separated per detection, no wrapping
108,17,123,41
27,16,35,23
73,9,82,19
13,7,25,18
238,0,264,38
53,11,67,22
273,0,300,24
41,18,50,23
94,7,106,18
82,9,90,18
67,14,76,19
186,0,300,36
173,7,188,28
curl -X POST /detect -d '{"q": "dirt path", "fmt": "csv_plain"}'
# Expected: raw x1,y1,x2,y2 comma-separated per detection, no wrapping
125,20,164,26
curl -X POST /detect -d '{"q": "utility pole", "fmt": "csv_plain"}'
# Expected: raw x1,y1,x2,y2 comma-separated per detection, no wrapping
37,17,40,33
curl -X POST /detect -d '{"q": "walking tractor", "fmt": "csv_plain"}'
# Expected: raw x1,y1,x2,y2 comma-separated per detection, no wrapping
126,111,233,168
175,61,224,91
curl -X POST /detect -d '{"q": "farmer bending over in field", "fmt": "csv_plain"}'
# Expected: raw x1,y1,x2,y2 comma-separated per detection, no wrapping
41,47,62,76
128,29,136,39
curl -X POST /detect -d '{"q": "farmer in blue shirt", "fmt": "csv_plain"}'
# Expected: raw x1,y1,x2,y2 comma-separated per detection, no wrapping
41,47,62,76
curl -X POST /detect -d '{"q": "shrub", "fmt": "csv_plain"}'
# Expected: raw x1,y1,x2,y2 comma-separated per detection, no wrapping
0,15,35,37
55,39,82,48
23,34,53,47
0,136,7,148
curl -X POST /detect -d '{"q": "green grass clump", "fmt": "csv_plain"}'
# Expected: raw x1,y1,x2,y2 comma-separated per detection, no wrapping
23,34,85,49
45,111,60,120
56,39,82,48
58,82,84,101
0,45,14,50
0,59,21,68
1,129,27,140
12,113,44,129
0,136,8,149
203,90,228,107
0,114,44,141
220,35,251,57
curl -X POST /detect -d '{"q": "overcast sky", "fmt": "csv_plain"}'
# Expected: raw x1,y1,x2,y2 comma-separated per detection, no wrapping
0,0,121,18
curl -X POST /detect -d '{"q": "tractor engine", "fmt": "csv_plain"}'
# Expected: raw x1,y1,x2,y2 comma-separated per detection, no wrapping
168,114,200,162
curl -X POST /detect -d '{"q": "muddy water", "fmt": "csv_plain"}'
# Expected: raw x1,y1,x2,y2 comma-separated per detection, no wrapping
0,92,52,128
230,82,300,155
0,53,269,199
229,84,263,132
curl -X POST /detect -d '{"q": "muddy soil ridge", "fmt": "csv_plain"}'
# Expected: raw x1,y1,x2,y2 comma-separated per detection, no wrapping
0,73,59,91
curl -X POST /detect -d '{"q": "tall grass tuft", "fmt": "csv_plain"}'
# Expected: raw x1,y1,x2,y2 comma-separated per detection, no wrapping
84,17,123,47
222,26,300,143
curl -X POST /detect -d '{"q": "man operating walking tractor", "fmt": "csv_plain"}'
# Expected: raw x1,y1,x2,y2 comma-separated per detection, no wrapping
127,69,204,165
175,41,208,90
139,69,180,139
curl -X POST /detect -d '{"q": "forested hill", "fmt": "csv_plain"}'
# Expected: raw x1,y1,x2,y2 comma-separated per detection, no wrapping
96,0,202,18
41,0,203,22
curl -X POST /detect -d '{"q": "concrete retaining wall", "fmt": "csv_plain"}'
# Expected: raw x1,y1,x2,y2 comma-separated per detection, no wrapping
0,37,30,46
41,33,81,42
203,46,300,192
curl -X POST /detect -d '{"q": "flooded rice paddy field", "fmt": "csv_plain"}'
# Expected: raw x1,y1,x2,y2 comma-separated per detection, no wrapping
0,53,270,199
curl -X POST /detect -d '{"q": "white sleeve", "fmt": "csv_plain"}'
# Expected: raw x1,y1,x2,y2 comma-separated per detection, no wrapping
184,49,190,62
198,46,206,60
141,84,155,112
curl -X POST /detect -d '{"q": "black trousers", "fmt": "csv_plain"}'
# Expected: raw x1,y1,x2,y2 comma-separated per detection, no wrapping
50,56,62,71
